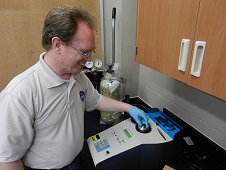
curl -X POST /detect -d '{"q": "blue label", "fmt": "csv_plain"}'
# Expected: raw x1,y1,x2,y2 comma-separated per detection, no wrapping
94,139,110,152
79,91,85,102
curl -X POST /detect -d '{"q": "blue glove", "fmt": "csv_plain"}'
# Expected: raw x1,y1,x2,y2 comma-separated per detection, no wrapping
127,106,149,127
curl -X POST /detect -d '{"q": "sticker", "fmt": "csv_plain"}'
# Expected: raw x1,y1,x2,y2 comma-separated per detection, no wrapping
94,139,110,152
91,135,97,141
79,91,85,102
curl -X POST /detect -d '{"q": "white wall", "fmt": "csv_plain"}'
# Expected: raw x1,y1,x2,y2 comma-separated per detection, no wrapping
101,0,139,96
101,0,121,65
102,0,226,150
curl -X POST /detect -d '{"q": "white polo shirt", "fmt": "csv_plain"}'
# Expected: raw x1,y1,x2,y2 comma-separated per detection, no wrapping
0,52,102,169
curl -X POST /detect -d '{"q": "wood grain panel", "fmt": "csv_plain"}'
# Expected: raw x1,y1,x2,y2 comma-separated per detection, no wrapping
136,0,199,82
0,0,101,90
187,0,226,100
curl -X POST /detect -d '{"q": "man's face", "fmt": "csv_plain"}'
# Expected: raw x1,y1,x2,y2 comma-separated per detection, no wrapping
61,21,96,74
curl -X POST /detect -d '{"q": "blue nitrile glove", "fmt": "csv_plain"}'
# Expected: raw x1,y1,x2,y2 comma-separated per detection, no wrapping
127,106,149,128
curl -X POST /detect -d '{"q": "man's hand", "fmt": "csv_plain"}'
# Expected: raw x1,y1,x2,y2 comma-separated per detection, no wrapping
127,106,149,127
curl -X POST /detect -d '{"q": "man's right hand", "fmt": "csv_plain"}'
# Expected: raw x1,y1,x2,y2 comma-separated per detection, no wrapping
127,106,149,127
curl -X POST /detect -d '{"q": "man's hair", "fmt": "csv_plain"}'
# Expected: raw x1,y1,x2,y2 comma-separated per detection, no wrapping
42,6,95,50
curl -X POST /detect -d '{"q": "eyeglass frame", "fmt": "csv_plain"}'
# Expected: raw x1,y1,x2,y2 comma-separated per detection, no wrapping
67,42,95,58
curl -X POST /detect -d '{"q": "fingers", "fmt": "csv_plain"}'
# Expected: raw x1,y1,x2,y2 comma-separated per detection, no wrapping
140,113,149,127
127,106,149,127
134,117,142,126
135,114,149,127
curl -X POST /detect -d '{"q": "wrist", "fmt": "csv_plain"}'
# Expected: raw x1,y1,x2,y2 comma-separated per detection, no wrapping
126,105,134,112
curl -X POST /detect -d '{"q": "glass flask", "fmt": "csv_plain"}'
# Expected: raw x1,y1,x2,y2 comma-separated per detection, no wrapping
100,70,126,125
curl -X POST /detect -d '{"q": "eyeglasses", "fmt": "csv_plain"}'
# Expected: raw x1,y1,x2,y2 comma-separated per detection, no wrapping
67,42,95,58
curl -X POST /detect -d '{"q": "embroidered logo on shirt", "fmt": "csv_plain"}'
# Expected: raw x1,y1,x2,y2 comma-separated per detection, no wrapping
79,91,85,102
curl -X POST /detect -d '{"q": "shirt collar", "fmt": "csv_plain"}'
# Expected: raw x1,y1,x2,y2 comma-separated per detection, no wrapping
37,52,71,89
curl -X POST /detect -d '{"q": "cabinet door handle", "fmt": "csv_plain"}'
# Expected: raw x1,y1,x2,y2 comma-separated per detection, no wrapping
190,41,206,77
178,39,190,72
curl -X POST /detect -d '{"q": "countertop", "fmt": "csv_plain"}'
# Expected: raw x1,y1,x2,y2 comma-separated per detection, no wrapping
80,107,226,170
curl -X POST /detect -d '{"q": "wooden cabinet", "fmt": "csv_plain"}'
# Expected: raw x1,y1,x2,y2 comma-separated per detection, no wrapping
136,0,226,101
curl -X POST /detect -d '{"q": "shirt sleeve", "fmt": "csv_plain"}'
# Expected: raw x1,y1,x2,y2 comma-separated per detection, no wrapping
0,93,34,162
81,72,103,111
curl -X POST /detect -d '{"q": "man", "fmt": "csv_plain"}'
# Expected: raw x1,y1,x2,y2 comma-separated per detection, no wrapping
0,6,148,170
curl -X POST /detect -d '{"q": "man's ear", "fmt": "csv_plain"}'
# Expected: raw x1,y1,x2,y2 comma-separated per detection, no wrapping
51,37,62,50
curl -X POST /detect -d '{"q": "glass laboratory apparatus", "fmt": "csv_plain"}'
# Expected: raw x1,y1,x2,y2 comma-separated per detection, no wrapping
100,65,126,125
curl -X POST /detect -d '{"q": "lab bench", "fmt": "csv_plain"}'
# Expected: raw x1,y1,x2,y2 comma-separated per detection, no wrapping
80,99,226,170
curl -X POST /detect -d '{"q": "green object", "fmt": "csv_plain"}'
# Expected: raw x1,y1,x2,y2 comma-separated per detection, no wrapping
100,72,125,125
123,129,132,138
